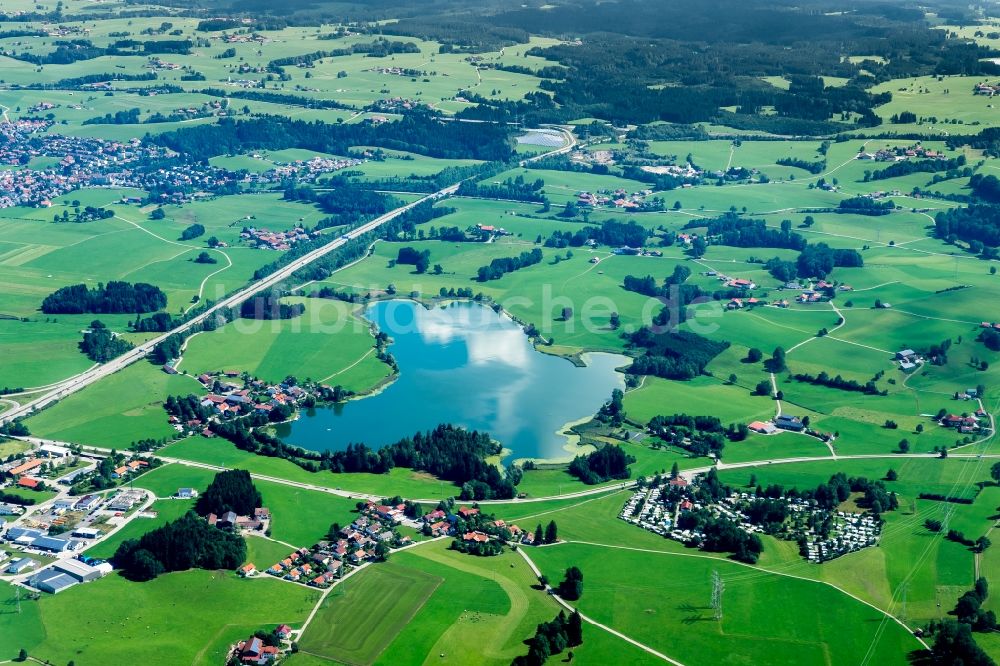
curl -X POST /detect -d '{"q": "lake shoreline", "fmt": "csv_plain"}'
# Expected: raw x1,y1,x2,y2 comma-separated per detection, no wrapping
276,299,628,460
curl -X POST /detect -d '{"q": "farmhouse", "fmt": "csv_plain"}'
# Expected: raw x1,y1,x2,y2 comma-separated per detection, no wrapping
775,415,805,432
748,421,777,434
236,636,280,665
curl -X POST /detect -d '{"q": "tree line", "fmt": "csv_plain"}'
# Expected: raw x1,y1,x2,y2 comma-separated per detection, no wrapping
152,110,514,164
196,469,262,517
476,248,543,282
79,320,133,363
568,444,635,485
626,328,730,380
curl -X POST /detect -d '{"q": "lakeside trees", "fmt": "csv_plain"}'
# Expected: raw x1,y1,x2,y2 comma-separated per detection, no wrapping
626,329,730,380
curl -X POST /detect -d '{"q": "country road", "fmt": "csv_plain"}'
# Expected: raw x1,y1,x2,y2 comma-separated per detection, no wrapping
0,126,576,428
13,434,999,506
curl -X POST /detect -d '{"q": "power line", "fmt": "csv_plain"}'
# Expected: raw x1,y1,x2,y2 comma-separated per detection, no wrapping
711,570,724,621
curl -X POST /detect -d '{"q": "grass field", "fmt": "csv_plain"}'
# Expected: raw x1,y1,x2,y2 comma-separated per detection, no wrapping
25,361,192,447
180,296,392,389
529,542,922,666
298,562,443,665
0,570,320,665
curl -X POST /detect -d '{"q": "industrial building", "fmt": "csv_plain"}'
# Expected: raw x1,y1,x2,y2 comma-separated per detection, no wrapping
28,568,78,594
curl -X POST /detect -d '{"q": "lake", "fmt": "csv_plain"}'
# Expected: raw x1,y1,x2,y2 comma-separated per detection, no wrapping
276,299,629,460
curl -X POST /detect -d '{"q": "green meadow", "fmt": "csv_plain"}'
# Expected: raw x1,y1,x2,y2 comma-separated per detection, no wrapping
181,296,392,388
0,572,319,665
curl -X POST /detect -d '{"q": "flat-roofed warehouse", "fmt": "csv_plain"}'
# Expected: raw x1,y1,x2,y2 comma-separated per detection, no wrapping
53,558,104,582
28,569,77,594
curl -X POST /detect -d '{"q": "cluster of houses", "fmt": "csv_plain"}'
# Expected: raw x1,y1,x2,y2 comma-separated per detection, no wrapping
576,188,658,211
208,507,271,532
267,155,365,182
110,459,149,481
974,82,1000,96
858,143,944,161
258,501,414,587
1,444,81,493
0,117,367,211
620,476,881,563
217,30,268,45
640,163,702,178
164,373,315,434
241,225,317,251
369,66,425,77
261,544,345,587
367,97,424,114
940,409,989,434
146,57,181,71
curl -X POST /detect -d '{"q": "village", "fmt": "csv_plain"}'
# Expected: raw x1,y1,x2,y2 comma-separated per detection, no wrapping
160,371,330,435
620,474,883,563
0,119,365,209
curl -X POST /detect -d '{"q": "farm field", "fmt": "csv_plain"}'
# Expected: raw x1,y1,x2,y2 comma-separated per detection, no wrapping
0,571,319,665
180,296,392,388
529,542,921,666
25,361,193,447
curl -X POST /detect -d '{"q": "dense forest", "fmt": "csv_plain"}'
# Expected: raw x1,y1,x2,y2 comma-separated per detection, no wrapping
322,425,516,499
79,320,134,362
935,203,1000,247
240,294,306,320
195,469,263,517
689,213,807,251
568,444,635,485
477,0,998,128
626,329,730,380
152,110,514,163
41,281,167,314
112,511,246,581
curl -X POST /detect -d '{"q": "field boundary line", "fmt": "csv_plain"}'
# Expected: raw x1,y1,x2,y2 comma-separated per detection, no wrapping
516,547,687,665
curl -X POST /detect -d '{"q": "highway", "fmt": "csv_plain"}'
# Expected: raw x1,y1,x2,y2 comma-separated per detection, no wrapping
0,126,576,427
